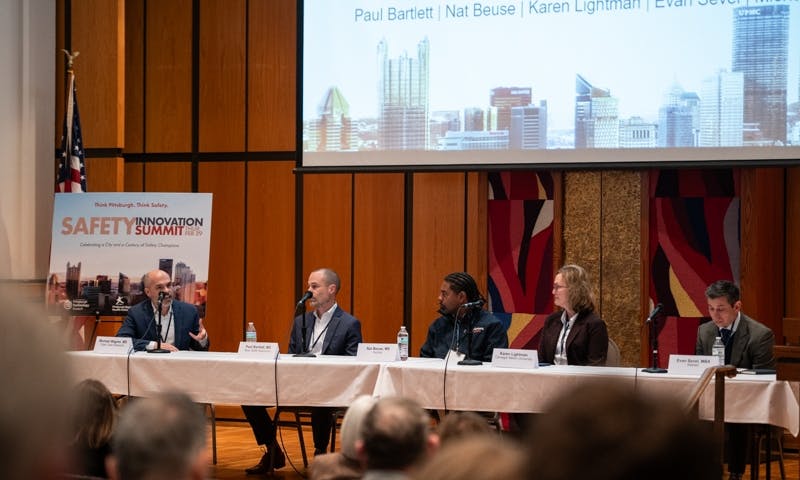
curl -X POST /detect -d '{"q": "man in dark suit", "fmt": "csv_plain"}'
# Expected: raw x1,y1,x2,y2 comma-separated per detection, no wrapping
242,268,362,475
695,280,775,480
116,269,208,352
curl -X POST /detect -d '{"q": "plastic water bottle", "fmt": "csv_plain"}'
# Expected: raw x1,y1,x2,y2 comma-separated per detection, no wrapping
246,322,257,343
397,325,409,361
712,336,725,365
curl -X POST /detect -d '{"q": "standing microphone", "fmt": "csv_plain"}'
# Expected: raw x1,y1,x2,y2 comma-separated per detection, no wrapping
158,291,168,302
458,299,484,366
643,302,666,373
646,303,664,323
296,291,312,306
460,299,485,309
294,291,316,357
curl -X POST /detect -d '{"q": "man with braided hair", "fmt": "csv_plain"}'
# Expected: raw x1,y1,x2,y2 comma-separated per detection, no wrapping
420,272,508,361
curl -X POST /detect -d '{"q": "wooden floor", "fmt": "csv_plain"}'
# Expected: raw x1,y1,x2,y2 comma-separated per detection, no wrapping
207,420,314,480
206,419,800,480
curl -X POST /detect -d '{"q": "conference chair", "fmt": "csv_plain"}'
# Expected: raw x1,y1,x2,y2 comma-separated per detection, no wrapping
605,338,621,366
782,317,800,345
273,407,343,466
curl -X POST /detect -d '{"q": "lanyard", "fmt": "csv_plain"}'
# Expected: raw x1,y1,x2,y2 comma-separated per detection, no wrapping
309,322,331,352
159,310,173,343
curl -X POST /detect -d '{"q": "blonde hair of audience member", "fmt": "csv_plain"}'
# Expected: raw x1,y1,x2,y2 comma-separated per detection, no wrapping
356,396,439,472
0,288,72,480
436,411,493,445
68,378,118,477
339,395,378,460
107,391,208,480
557,264,596,314
309,395,377,480
524,381,721,480
413,436,525,480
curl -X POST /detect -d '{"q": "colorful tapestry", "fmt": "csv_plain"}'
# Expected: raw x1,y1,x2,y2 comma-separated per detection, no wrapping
488,171,555,349
648,169,740,366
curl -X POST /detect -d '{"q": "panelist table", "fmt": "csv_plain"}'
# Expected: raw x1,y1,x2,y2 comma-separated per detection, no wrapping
67,352,799,435
68,351,382,407
373,359,800,435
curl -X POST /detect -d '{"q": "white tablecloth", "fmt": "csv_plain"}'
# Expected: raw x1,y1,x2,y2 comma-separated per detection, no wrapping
68,351,382,406
374,360,799,435
67,352,799,434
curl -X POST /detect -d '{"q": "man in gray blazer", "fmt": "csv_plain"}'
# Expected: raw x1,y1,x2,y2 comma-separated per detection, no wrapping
695,280,775,480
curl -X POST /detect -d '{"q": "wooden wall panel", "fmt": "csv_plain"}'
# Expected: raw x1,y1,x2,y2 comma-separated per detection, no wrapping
410,173,466,354
466,172,488,293
248,0,297,151
146,0,192,153
124,162,144,192
198,162,246,352
144,162,192,192
353,173,405,343
301,173,353,314
124,0,144,153
70,0,124,148
199,0,246,152
246,161,296,350
787,167,800,317
740,167,784,336
85,158,124,192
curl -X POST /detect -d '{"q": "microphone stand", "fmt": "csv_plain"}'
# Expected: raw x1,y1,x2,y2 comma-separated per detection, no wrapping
148,294,170,354
88,309,101,349
293,300,315,358
458,307,482,366
642,312,666,373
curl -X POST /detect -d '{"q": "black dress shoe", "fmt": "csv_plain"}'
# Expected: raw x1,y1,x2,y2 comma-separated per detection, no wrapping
245,448,286,475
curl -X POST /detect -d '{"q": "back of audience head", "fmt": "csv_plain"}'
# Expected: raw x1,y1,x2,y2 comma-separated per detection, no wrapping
436,411,493,445
524,381,721,480
413,435,525,480
107,390,207,480
340,395,378,461
357,396,437,471
0,288,72,480
71,378,117,449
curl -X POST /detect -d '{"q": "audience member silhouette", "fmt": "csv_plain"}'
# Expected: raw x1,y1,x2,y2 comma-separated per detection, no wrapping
67,379,118,478
523,381,721,480
106,391,207,480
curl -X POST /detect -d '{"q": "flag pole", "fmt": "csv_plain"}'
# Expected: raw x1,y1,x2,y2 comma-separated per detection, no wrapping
61,50,79,164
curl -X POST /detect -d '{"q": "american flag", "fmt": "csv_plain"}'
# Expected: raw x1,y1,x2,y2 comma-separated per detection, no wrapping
56,72,87,192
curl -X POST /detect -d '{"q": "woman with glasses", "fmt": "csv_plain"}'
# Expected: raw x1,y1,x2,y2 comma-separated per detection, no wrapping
538,264,608,366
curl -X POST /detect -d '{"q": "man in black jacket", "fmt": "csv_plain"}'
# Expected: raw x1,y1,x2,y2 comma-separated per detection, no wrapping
420,272,508,362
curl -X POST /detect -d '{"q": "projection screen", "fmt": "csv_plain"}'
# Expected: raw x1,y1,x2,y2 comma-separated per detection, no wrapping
301,0,800,168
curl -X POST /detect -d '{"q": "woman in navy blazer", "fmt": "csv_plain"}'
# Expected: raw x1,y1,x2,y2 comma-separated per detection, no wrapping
538,264,608,366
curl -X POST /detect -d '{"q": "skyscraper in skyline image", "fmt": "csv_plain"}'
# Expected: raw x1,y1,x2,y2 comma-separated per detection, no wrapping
732,5,789,145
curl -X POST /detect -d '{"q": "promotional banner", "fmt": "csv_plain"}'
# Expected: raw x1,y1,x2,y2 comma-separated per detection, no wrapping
47,193,213,317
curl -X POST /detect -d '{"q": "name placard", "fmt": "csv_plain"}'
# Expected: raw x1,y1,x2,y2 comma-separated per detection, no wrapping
237,342,280,359
492,348,539,369
446,350,466,367
357,343,399,362
93,336,133,354
668,354,718,375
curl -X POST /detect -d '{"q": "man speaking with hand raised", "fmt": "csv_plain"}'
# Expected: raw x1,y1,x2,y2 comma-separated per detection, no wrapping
116,268,208,352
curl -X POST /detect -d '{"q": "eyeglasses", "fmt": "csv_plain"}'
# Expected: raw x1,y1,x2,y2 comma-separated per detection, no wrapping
552,284,567,291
